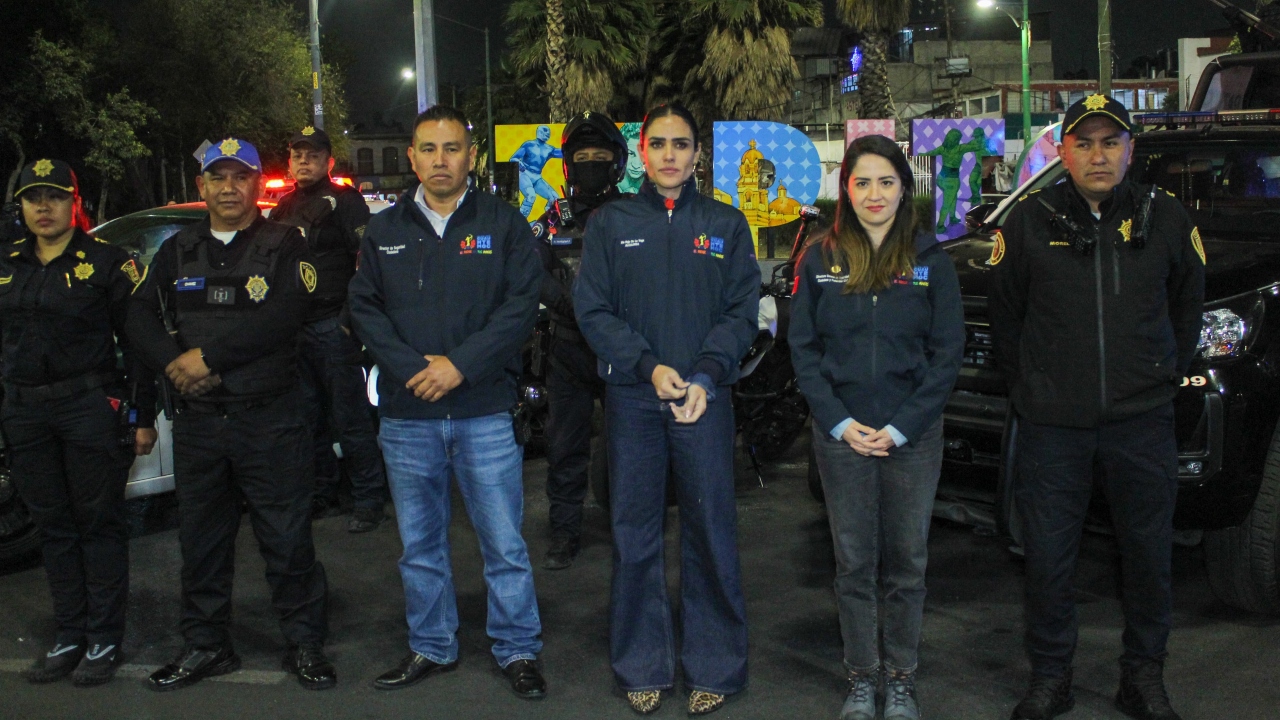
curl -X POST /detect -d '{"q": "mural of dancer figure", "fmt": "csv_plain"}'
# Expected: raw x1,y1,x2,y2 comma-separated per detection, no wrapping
510,125,562,216
967,127,997,207
920,128,992,233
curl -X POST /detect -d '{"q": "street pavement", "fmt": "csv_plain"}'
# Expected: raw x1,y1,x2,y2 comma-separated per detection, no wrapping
1,433,1278,719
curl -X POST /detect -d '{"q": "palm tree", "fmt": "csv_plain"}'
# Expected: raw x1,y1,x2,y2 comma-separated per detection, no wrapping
837,0,911,119
506,0,656,122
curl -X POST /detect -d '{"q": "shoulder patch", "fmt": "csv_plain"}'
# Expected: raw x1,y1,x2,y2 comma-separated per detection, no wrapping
354,225,366,239
1191,227,1205,265
299,261,318,293
120,258,143,286
989,230,1006,266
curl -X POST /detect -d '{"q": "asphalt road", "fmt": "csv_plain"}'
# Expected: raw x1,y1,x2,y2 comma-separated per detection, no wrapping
1,434,1277,720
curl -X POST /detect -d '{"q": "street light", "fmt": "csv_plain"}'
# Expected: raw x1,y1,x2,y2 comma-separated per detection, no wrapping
436,14,496,194
975,0,1031,151
401,68,415,80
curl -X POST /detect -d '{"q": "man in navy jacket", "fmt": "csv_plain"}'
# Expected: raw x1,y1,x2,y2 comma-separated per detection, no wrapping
347,106,546,699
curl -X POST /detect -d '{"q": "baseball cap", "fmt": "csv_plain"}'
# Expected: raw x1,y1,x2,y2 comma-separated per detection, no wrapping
15,159,79,197
289,125,333,152
201,138,262,173
1063,93,1132,136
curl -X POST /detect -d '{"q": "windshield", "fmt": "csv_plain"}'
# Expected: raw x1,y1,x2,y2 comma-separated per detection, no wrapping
1131,141,1280,236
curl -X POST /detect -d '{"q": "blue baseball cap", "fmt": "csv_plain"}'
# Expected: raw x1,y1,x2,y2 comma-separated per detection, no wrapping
201,138,262,173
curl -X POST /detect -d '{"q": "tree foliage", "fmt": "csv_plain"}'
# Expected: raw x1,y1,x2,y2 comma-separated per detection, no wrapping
837,0,911,119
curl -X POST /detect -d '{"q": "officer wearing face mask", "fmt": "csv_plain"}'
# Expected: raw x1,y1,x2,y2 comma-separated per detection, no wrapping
529,111,630,570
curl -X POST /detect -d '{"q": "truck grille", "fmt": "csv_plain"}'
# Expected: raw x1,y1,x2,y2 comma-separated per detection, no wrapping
964,323,996,368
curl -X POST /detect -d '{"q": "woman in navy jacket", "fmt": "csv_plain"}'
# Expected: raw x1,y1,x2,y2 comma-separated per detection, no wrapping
790,135,964,720
573,105,759,716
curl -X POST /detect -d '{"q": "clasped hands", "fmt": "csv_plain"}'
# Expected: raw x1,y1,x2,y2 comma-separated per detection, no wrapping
407,355,464,402
841,420,895,457
166,348,221,396
652,365,707,424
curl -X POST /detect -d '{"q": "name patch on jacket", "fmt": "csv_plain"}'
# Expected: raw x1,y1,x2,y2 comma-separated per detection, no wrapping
177,277,206,291
693,234,725,259
815,273,850,284
892,266,930,287
459,234,492,255
620,238,644,248
379,244,406,255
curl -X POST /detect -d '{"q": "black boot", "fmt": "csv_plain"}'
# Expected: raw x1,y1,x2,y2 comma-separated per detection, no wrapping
283,644,337,690
1116,661,1183,720
1011,669,1075,720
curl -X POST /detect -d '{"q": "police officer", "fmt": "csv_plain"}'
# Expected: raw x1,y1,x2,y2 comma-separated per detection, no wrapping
271,126,387,533
1,159,157,686
126,139,334,691
989,96,1204,720
530,111,630,569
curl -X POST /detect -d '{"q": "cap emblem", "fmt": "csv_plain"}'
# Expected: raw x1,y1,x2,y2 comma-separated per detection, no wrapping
33,159,54,177
301,126,316,136
219,139,241,157
1083,94,1109,111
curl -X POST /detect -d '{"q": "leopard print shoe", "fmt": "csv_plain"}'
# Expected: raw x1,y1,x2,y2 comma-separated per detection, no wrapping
688,690,726,715
627,690,662,715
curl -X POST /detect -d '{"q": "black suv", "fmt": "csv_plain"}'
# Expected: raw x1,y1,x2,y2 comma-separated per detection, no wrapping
941,122,1280,615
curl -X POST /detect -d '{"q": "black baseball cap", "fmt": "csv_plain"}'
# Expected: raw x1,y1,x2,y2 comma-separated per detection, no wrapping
14,159,79,198
1063,93,1132,136
289,126,333,152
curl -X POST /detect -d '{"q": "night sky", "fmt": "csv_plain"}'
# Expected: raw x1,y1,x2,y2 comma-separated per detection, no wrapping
310,0,1236,126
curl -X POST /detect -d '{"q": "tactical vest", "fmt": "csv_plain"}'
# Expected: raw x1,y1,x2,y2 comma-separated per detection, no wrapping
273,185,355,309
172,224,297,399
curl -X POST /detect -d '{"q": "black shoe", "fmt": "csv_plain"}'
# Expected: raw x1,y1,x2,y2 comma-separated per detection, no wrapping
372,653,457,690
24,642,85,684
543,536,580,570
501,658,546,699
348,506,384,533
1011,669,1075,720
71,643,123,687
282,644,336,690
1116,661,1183,720
147,645,241,692
311,496,343,519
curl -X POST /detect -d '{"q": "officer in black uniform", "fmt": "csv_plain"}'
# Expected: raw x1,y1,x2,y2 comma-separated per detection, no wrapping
126,138,334,692
989,96,1204,720
529,111,629,569
271,126,387,533
1,159,157,686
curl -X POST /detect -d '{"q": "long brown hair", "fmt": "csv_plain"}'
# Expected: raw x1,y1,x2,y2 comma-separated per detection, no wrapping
822,134,917,294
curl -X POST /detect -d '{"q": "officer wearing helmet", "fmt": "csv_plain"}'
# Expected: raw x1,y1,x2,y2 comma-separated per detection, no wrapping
530,111,629,569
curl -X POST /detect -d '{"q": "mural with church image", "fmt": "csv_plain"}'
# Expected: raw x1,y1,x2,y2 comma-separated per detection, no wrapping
712,122,823,257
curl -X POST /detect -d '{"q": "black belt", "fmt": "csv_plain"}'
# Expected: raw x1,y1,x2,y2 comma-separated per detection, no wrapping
178,394,279,416
549,321,584,345
4,371,119,404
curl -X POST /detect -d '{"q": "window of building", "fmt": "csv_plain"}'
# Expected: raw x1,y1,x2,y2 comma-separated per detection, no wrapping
986,95,1001,113
356,148,374,176
383,146,399,174
968,98,984,116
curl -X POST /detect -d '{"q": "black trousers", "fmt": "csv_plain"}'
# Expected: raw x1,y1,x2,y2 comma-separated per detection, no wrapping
1015,403,1178,678
173,388,328,649
544,335,603,540
2,388,133,647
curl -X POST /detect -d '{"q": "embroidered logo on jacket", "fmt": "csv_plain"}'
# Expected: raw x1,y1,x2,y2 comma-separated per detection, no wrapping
989,230,1005,266
892,265,930,287
693,234,724,258
459,234,492,255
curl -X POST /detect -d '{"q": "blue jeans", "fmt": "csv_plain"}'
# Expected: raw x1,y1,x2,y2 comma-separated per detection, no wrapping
1015,403,1178,678
378,413,542,667
606,383,748,695
810,418,943,673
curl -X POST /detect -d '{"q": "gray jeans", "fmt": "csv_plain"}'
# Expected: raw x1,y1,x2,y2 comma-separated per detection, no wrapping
811,418,943,673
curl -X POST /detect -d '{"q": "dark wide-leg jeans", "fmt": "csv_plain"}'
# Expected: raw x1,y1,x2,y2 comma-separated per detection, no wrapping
606,383,748,695
1015,403,1179,678
2,389,133,647
173,388,328,649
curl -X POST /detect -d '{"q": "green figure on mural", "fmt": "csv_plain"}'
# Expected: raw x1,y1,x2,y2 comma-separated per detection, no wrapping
920,128,995,233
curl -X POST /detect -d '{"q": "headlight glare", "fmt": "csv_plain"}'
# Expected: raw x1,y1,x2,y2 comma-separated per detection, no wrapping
1198,308,1247,358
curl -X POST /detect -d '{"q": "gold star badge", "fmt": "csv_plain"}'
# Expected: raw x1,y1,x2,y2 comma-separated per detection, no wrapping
33,159,55,177
75,250,86,258
831,264,842,273
245,275,270,303
73,262,94,281
219,138,241,157
1119,218,1132,243
1084,93,1109,111
301,126,316,136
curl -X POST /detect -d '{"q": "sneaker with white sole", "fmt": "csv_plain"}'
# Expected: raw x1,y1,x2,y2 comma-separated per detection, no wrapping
24,642,85,684
72,643,123,687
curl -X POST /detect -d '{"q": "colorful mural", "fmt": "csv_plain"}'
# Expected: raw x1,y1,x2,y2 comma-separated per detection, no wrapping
845,119,896,147
495,122,639,220
712,121,823,255
912,119,1006,241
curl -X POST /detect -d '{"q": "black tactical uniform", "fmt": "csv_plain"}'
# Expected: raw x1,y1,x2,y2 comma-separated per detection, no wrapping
271,126,386,528
990,97,1204,720
126,140,329,688
0,159,156,684
530,112,629,568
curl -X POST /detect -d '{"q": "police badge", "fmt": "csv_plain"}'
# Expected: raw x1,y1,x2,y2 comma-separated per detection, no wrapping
245,275,270,303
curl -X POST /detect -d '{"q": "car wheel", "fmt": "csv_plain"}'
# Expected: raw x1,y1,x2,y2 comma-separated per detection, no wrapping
1204,422,1280,614
0,465,41,566
807,441,825,503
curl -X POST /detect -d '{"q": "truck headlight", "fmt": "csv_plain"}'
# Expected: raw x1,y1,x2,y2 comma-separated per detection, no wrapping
1198,309,1247,358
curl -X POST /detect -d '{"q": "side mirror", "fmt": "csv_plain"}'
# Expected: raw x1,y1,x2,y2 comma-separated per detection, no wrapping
965,202,999,233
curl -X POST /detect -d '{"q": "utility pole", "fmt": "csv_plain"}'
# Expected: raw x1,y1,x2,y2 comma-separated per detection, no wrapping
414,0,440,111
944,0,959,114
437,15,496,192
309,0,324,129
1021,0,1031,143
1099,0,1112,93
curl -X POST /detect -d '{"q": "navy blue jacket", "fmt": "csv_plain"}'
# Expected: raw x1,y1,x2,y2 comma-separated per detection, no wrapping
348,186,541,420
790,232,965,443
573,180,760,387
